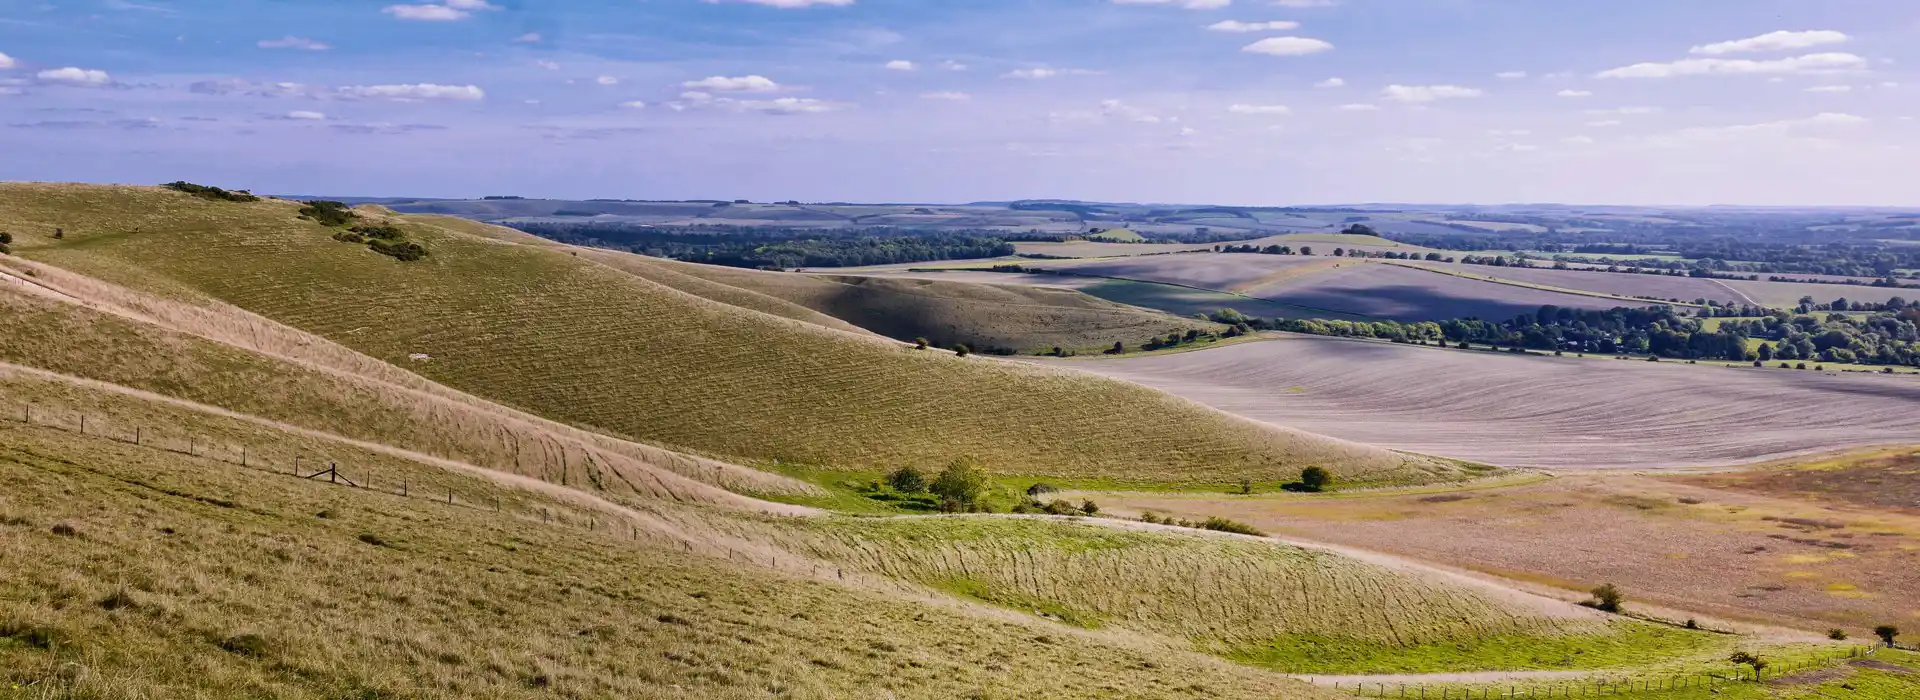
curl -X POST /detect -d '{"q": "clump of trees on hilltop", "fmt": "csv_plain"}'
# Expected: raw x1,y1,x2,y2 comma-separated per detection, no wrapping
163,181,260,203
511,222,1014,269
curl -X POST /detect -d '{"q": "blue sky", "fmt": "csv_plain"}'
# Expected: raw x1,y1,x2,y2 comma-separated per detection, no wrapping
2,0,1917,205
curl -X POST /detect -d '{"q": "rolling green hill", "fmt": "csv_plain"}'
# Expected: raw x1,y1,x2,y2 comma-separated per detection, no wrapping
0,183,1460,487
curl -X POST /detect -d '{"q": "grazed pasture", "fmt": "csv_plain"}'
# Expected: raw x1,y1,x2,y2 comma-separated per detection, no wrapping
1045,336,1920,470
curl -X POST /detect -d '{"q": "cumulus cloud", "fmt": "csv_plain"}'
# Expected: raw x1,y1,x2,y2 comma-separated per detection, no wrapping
1228,104,1290,115
1597,52,1867,79
1381,84,1483,102
0,52,14,70
535,60,560,71
1557,89,1593,98
284,110,326,120
1315,77,1344,88
921,91,970,100
1207,20,1301,32
1691,30,1849,56
36,67,112,87
885,60,916,71
682,75,781,92
1241,37,1334,56
513,32,542,43
1111,0,1231,9
939,60,968,71
620,100,647,109
382,4,470,20
596,75,620,86
1495,71,1528,79
258,36,330,51
336,83,485,101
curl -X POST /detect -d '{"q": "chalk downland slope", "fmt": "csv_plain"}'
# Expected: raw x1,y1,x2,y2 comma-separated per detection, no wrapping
0,183,1459,486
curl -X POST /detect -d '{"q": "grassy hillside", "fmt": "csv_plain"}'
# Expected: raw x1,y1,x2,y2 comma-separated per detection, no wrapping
0,183,1457,486
0,388,1346,699
615,258,1222,353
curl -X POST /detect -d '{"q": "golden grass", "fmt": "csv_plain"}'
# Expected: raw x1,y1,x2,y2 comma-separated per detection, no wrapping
0,403,1342,699
0,182,1455,486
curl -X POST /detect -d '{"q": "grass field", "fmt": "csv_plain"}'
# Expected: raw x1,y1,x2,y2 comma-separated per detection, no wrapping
0,183,1456,487
1042,335,1920,470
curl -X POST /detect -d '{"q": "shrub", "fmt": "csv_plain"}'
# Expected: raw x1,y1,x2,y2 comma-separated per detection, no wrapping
1138,512,1162,525
164,181,260,203
1080,500,1099,516
1828,628,1849,641
885,466,928,494
53,228,64,240
50,523,77,537
1875,625,1900,646
352,223,406,241
930,459,990,512
914,337,929,350
299,200,357,227
357,533,391,548
1043,499,1079,516
953,343,971,357
331,231,366,244
369,239,429,262
1300,466,1332,492
1025,483,1058,499
1238,478,1253,495
1199,517,1265,537
1728,651,1767,674
0,232,11,254
1588,583,1624,613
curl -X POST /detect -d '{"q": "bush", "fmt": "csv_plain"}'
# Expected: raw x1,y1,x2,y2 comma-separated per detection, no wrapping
953,343,971,357
930,459,990,512
1588,583,1625,613
1199,517,1265,536
164,181,260,203
1025,483,1058,499
1875,625,1900,646
1042,499,1079,516
299,200,357,227
331,231,366,244
913,337,929,350
1300,466,1332,491
1080,500,1099,516
885,466,927,494
352,223,406,241
1828,628,1849,641
369,239,428,262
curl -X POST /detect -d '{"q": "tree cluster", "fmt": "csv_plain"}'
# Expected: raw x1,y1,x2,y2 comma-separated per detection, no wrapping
163,181,260,203
511,221,1015,269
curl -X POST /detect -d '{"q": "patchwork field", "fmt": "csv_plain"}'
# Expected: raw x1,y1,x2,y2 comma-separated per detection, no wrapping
1043,336,1920,470
1084,473,1920,636
1249,263,1640,321
1403,262,1751,305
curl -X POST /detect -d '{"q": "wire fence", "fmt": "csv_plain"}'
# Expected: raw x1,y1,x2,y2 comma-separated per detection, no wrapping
1327,645,1884,698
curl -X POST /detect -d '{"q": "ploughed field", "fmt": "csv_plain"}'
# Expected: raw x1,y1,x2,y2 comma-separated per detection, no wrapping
1044,336,1920,470
1402,262,1752,304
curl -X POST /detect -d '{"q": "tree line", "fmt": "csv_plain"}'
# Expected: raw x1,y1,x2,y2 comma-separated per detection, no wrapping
510,221,1014,269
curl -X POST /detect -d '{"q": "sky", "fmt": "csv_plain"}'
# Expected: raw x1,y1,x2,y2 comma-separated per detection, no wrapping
2,0,1919,205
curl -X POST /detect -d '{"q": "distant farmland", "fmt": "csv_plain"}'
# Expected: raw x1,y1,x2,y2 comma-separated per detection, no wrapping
1046,336,1920,470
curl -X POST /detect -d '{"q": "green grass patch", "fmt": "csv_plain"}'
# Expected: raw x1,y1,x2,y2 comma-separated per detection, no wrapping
1227,623,1732,674
936,576,1104,628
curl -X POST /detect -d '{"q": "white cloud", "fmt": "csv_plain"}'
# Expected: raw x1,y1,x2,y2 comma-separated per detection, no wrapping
1586,106,1660,115
1381,84,1483,102
1002,67,1099,79
1207,20,1301,32
1273,0,1337,6
1805,85,1852,93
939,60,968,71
1557,89,1593,98
1228,103,1290,115
1488,129,1532,137
1315,77,1344,88
682,75,781,92
921,91,970,100
1111,0,1231,9
513,32,542,43
35,67,111,87
1657,112,1867,145
535,60,560,71
0,52,14,70
1690,30,1849,56
731,97,838,114
336,83,485,101
620,100,647,109
1586,120,1623,127
285,110,326,120
885,59,916,71
1495,71,1527,79
1597,52,1867,79
1501,143,1540,152
1241,37,1334,56
596,75,619,86
1100,99,1161,123
443,0,496,8
1339,103,1378,111
1179,126,1197,137
258,36,330,51
382,4,470,21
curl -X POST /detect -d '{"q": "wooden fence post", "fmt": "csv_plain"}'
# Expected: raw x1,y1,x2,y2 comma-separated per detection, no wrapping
79,415,86,435
135,426,142,445
24,403,31,424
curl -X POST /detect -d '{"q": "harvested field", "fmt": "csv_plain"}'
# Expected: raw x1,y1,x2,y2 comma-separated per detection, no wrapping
1675,448,1920,515
1037,253,1346,295
1086,474,1920,636
1045,336,1920,470
1720,278,1914,307
1013,241,1213,257
1248,263,1640,321
1403,262,1746,305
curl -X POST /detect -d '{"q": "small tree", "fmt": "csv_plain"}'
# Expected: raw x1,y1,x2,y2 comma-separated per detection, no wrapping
1080,500,1099,516
886,466,927,494
53,228,65,240
1728,651,1767,677
930,459,990,512
1238,478,1253,495
1589,583,1624,613
1108,341,1125,355
1875,625,1900,646
1300,466,1332,492
953,343,971,357
1828,628,1849,641
913,337,929,350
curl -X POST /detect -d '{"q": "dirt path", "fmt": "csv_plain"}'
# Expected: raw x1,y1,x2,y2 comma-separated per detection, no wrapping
1708,278,1763,307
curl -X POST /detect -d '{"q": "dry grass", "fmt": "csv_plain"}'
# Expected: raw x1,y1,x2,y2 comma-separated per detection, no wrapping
0,182,1455,486
0,404,1342,699
1046,335,1920,470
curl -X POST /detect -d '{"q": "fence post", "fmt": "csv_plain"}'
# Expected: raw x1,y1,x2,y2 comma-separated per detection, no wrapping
403,479,409,497
448,488,454,505
242,445,248,468
135,426,141,445
24,403,30,424
79,415,86,435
